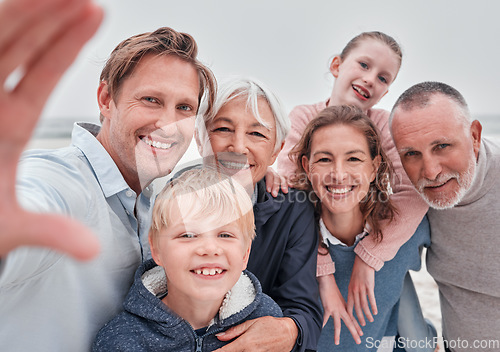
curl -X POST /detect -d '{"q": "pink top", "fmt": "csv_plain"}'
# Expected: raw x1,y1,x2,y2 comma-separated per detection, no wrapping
277,100,429,273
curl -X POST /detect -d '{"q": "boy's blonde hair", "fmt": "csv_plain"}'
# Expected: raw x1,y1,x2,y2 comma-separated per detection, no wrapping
149,167,255,247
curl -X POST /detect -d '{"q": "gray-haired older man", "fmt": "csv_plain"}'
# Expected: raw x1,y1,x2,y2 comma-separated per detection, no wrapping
390,81,500,352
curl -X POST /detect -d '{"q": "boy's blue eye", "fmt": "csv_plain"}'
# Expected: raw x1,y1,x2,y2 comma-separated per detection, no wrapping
219,232,233,238
360,62,368,69
180,232,196,238
378,76,387,84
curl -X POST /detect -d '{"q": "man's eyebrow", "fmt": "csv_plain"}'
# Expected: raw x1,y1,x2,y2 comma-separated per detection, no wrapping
398,146,415,154
430,138,451,145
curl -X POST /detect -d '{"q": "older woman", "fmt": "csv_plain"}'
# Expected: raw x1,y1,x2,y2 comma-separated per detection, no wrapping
194,77,322,352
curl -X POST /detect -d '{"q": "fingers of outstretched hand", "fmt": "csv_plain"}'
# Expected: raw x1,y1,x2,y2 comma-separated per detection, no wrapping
0,207,100,260
0,0,103,147
0,0,87,84
14,2,103,112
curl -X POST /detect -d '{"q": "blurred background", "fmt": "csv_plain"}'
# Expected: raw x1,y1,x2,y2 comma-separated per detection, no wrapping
33,0,500,142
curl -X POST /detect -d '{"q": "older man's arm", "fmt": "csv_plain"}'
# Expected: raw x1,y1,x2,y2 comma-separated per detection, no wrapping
0,0,103,260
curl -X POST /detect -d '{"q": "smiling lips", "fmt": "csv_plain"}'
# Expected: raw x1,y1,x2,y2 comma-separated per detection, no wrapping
218,160,250,170
192,267,225,276
352,85,370,100
423,178,452,192
326,185,355,194
140,135,175,150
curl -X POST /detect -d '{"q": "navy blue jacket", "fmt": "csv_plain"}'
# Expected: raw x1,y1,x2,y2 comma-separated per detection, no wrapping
247,180,322,352
93,259,282,352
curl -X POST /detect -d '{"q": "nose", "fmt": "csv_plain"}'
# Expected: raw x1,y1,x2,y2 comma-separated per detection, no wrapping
227,133,249,155
363,72,376,87
195,236,222,256
331,161,348,182
421,154,442,181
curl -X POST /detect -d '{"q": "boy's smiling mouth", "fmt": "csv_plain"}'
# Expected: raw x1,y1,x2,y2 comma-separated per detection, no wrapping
192,268,225,276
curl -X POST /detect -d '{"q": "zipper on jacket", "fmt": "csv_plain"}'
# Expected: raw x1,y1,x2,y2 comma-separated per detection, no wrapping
195,336,203,352
193,326,225,352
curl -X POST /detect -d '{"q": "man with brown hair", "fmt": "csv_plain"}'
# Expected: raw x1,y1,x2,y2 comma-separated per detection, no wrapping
0,1,216,350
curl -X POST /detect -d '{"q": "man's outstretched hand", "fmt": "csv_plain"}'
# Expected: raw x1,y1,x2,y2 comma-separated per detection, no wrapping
0,0,103,260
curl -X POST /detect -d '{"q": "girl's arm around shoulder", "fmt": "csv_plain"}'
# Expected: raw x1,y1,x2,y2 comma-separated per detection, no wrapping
277,101,327,178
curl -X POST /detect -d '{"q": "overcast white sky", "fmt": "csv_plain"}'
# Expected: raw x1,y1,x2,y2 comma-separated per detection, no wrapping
41,0,500,122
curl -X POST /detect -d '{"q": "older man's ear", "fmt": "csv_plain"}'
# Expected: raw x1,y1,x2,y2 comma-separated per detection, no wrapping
470,120,483,159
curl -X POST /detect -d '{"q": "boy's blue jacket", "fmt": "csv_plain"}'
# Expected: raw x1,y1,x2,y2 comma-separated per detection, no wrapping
93,259,283,351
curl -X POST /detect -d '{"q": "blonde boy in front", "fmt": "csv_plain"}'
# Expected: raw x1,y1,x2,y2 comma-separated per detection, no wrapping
93,168,282,351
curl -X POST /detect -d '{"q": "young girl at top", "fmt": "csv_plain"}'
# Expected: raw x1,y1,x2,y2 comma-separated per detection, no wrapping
290,105,432,351
275,32,435,348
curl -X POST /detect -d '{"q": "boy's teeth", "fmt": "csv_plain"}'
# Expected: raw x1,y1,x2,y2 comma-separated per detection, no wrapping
194,268,223,276
143,138,172,149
